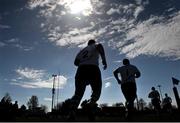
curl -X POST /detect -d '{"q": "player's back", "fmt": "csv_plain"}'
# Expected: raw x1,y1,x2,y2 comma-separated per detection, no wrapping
76,44,99,66
149,90,159,99
118,64,138,83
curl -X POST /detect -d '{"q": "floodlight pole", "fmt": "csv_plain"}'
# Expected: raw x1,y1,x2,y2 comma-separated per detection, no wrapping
157,85,163,101
173,86,180,110
57,72,60,107
136,94,139,111
51,74,57,112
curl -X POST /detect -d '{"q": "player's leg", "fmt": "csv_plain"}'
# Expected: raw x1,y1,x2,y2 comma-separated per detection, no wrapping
121,83,136,120
71,66,88,108
88,66,102,121
71,79,86,108
90,66,102,103
128,83,137,110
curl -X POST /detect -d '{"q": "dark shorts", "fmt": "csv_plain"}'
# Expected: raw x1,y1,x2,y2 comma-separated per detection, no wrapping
121,82,137,102
73,65,102,103
152,98,161,109
75,65,102,83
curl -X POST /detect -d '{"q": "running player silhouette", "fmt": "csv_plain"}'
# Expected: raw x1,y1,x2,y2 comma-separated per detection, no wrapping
64,39,107,120
113,59,141,119
148,87,161,113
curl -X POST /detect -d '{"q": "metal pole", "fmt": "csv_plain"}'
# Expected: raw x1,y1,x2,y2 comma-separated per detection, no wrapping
136,94,139,111
157,85,163,101
57,73,60,107
51,74,57,112
173,86,180,110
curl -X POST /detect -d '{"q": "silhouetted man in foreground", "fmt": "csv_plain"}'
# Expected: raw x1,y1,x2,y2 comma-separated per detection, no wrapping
148,87,161,113
113,59,141,119
64,39,107,120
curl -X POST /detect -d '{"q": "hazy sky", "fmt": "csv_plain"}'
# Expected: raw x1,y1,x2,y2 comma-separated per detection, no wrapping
0,0,180,111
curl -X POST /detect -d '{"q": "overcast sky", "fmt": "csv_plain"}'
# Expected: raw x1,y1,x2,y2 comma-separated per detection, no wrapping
0,0,180,111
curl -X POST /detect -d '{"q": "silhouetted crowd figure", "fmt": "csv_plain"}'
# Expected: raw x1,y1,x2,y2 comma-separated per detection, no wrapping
0,97,26,121
0,94,47,121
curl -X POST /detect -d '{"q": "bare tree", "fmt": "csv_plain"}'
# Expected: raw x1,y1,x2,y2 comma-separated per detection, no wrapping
20,105,27,111
54,102,63,110
1,93,12,104
148,102,153,110
27,95,39,110
99,103,108,108
112,102,124,107
41,104,48,113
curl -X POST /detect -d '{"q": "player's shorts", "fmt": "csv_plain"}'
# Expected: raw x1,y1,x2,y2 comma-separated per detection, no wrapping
75,65,102,83
121,82,137,102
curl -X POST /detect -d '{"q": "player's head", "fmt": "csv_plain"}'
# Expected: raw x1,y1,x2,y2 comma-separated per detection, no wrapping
88,39,96,45
165,93,168,97
151,87,155,90
123,58,130,65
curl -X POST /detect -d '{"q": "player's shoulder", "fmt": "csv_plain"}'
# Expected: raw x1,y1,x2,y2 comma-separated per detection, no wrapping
95,43,104,52
96,43,102,46
95,43,101,48
129,64,139,70
129,64,137,68
118,66,126,71
80,45,88,51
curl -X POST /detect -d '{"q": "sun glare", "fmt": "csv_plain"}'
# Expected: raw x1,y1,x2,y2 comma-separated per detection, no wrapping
67,0,93,16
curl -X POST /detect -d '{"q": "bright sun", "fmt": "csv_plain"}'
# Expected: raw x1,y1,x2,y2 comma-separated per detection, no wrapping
67,0,93,16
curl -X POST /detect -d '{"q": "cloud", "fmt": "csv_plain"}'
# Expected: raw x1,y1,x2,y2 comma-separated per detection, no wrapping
27,0,51,9
106,8,119,15
13,44,33,51
134,6,144,18
27,0,180,60
103,76,114,81
104,77,114,88
29,1,143,48
135,0,149,5
0,14,11,29
113,60,122,63
3,38,33,51
105,82,111,88
11,75,67,89
0,42,6,47
122,12,180,60
28,0,93,16
11,67,67,89
0,24,11,29
44,97,52,101
52,27,107,48
107,6,180,60
65,0,93,16
15,67,45,80
6,38,19,43
27,0,108,47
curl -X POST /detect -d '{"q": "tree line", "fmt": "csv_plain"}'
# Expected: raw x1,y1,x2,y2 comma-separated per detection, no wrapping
0,92,178,121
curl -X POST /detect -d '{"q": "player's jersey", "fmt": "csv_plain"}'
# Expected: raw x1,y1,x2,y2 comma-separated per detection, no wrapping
116,65,140,84
148,90,160,99
163,97,172,104
75,44,100,66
